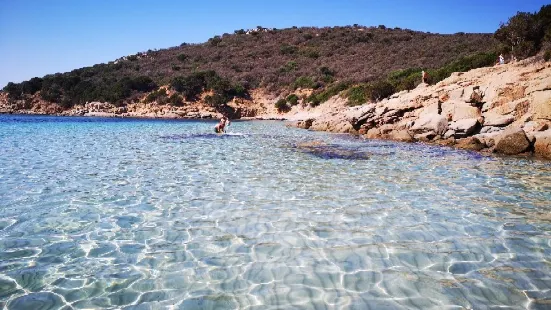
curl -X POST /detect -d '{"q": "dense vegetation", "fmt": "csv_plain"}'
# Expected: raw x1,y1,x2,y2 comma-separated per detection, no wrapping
494,4,551,59
2,24,497,110
5,5,551,112
7,2,551,111
343,52,497,106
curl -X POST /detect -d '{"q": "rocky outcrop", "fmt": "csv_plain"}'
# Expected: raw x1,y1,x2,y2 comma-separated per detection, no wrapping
2,56,551,160
283,58,551,159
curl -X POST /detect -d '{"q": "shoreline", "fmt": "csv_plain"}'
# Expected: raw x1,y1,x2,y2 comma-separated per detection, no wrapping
3,111,550,162
2,60,551,160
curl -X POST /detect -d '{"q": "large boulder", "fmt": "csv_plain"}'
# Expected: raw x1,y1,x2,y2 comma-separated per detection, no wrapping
449,118,480,137
442,100,481,121
389,130,414,142
523,121,549,133
494,127,530,155
533,130,551,159
482,113,515,127
530,90,551,120
410,113,448,135
455,137,486,151
473,132,501,148
366,128,381,139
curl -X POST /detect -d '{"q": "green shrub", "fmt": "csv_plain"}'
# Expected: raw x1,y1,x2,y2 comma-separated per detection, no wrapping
170,74,205,100
545,50,551,61
346,85,369,106
144,88,167,103
21,77,43,95
368,80,395,101
169,94,184,106
205,93,229,107
40,86,62,102
275,98,290,112
280,61,298,72
3,82,22,99
286,94,299,105
307,82,350,106
280,44,298,55
300,47,320,59
494,7,550,59
130,76,157,92
387,68,422,91
319,66,334,76
208,36,222,46
177,54,188,62
293,76,315,89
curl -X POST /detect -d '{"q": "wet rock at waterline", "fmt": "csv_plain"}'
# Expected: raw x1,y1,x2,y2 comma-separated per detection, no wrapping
494,127,530,155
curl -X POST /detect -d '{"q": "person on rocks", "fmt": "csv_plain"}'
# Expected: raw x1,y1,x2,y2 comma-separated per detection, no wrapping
214,116,230,133
499,54,505,65
421,70,429,84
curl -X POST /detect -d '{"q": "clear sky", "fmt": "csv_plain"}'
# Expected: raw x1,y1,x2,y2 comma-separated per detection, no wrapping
0,0,548,88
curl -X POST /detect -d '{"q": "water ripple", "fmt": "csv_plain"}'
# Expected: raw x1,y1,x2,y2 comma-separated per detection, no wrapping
0,115,550,309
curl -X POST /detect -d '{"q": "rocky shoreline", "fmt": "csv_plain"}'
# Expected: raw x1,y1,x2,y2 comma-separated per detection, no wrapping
286,59,551,160
2,59,550,159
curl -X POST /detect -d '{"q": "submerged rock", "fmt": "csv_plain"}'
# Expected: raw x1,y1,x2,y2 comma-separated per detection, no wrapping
293,141,371,160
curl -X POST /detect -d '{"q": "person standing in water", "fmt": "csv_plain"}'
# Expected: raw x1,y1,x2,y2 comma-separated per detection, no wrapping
214,116,230,133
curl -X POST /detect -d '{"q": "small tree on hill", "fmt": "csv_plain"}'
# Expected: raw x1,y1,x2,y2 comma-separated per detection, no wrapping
275,98,290,112
494,5,551,59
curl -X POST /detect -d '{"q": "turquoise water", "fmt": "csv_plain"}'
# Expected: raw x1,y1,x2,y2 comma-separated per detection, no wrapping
0,114,550,309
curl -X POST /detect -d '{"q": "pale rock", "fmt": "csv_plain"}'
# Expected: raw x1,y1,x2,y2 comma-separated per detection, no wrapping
379,124,395,134
480,126,504,134
451,103,481,121
482,113,515,127
523,121,549,133
389,130,414,142
414,131,437,142
525,74,551,94
449,118,480,137
390,90,408,99
492,98,527,115
530,90,551,120
448,88,465,101
374,106,388,117
410,113,448,135
418,99,441,117
533,130,551,159
494,127,530,155
473,132,500,148
526,131,536,144
443,130,455,139
366,128,381,139
455,137,486,151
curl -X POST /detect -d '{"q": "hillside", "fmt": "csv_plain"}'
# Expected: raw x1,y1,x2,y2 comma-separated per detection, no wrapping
1,25,497,112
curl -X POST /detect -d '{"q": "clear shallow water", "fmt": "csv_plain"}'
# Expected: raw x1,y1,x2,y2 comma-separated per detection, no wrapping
0,114,550,310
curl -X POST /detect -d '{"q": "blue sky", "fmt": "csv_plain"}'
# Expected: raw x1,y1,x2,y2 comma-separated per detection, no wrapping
0,0,548,88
